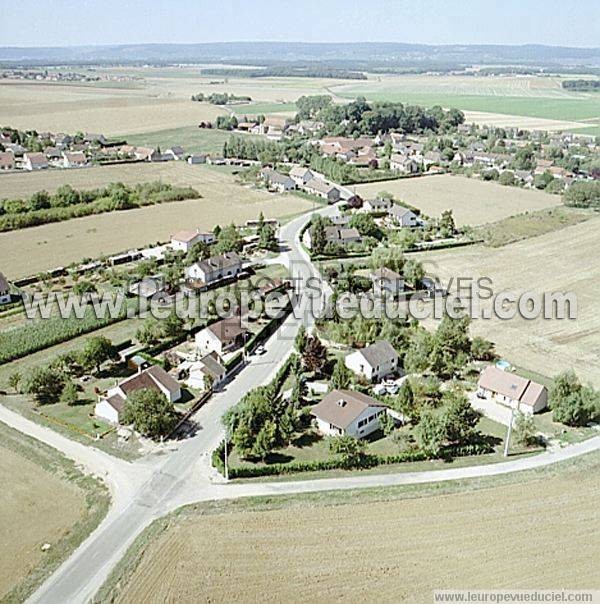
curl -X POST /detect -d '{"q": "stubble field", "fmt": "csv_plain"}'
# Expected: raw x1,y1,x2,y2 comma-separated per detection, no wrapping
420,217,600,386
355,174,561,226
0,422,108,602
109,454,600,604
0,163,312,277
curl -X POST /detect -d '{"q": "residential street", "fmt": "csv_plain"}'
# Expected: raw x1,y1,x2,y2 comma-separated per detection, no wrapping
0,203,597,604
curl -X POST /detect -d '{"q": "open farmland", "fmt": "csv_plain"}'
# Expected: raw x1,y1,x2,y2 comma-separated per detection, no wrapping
106,453,600,604
420,216,600,387
355,175,561,226
0,422,109,602
331,74,600,130
0,163,313,277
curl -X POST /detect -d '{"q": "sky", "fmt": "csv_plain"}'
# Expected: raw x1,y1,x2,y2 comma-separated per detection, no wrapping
2,0,599,48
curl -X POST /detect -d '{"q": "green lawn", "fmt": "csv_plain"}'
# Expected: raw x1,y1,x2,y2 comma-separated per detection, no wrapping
125,126,262,156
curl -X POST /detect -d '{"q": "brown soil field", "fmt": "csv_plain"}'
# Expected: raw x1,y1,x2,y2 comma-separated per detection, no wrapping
0,164,312,278
420,216,600,387
0,80,226,136
355,175,560,226
113,455,600,604
0,428,86,600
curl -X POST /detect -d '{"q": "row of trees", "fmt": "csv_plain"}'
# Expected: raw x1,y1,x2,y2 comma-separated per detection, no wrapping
191,92,251,104
306,96,465,137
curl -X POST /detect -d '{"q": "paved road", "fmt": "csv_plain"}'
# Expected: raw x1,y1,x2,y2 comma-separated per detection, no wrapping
23,202,338,604
1,202,597,603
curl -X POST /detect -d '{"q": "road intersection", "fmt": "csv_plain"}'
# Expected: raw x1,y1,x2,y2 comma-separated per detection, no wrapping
0,203,598,603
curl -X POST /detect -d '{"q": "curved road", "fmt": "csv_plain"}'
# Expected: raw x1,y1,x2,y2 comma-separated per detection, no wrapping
0,203,597,603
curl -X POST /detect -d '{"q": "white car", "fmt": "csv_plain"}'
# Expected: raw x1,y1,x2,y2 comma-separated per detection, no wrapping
254,345,267,356
373,384,387,396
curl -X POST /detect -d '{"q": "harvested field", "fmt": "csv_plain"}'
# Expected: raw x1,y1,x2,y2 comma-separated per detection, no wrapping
420,216,600,387
110,453,600,604
355,175,561,226
0,421,108,601
0,80,226,136
0,164,312,277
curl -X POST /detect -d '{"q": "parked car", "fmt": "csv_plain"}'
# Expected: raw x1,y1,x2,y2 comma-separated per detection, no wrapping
254,345,267,356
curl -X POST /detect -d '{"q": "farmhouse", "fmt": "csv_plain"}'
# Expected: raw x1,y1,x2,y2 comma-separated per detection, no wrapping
345,340,400,382
324,226,361,247
195,315,247,356
260,167,295,192
0,151,15,170
362,197,393,213
289,166,315,187
477,366,548,415
62,151,88,168
185,252,242,285
22,152,48,171
304,178,341,203
170,229,216,253
164,146,185,160
370,267,405,296
388,204,419,227
134,147,162,162
94,365,182,425
187,153,207,164
390,154,420,174
0,272,11,305
311,389,389,438
183,353,227,391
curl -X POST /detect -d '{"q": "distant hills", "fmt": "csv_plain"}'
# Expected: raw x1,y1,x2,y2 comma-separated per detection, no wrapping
1,41,600,69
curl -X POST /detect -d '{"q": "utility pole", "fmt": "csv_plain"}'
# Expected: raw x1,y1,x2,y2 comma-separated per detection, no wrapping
224,437,229,481
503,408,515,457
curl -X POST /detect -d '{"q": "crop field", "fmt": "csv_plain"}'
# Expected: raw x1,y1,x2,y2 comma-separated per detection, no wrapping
420,216,600,387
0,163,313,277
355,175,561,226
124,125,263,155
331,74,600,129
0,422,108,602
107,452,600,604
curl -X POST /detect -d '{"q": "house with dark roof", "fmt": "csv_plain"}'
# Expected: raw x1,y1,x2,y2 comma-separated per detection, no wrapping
260,167,295,192
185,252,242,285
311,389,389,438
94,365,182,424
477,366,548,414
387,204,419,228
345,340,400,382
195,315,247,355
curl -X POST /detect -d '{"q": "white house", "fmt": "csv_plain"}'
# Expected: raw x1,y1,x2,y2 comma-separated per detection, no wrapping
362,197,393,213
370,267,405,296
94,365,182,425
311,389,390,438
289,166,315,187
22,152,48,171
0,272,11,305
195,315,247,356
477,366,548,415
62,151,88,168
170,229,216,253
185,252,242,285
345,340,400,382
184,353,227,390
303,178,341,203
390,154,420,174
387,205,419,227
260,167,295,192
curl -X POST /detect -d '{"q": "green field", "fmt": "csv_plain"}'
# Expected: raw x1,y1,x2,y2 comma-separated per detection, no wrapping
336,90,600,123
125,126,262,155
231,101,296,116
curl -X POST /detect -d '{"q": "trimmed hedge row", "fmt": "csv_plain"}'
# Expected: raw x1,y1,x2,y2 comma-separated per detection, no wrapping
213,445,429,478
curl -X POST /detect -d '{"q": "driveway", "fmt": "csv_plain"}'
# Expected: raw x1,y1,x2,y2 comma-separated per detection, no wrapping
470,392,514,427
